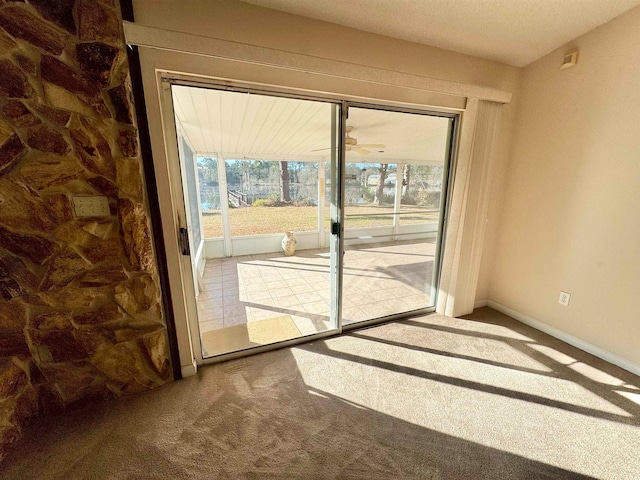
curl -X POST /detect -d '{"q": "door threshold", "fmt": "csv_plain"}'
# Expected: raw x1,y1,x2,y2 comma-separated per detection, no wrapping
196,307,436,367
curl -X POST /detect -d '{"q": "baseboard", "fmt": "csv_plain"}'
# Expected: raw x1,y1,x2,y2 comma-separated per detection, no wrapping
487,300,640,377
181,359,198,378
474,299,488,309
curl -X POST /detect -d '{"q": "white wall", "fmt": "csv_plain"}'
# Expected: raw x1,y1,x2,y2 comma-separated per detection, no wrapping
490,6,640,365
132,0,520,302
133,0,519,92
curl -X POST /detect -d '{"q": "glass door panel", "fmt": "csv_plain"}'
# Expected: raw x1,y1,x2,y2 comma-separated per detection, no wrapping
341,106,453,325
176,130,205,299
170,85,341,358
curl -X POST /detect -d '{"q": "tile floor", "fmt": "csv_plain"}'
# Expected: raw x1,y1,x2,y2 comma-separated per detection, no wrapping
196,239,436,355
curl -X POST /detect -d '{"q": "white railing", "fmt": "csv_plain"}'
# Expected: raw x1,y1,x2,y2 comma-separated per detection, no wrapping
228,190,250,208
204,222,439,258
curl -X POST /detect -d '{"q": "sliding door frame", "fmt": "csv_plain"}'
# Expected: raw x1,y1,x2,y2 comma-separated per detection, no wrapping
155,71,459,367
339,101,459,331
161,77,348,365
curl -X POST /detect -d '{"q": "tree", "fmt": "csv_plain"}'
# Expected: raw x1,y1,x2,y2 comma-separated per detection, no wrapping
199,157,219,184
241,160,250,192
279,161,291,202
402,164,411,198
374,163,388,206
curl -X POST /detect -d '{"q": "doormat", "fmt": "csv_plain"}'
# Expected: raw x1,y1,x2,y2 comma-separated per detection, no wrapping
201,315,302,357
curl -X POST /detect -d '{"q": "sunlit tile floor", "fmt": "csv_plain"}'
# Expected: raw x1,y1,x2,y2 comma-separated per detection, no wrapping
197,239,436,348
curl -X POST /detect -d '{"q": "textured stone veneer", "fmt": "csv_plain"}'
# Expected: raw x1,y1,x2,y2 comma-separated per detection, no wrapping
0,0,171,459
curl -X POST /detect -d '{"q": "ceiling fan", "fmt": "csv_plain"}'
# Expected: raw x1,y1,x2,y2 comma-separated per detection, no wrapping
312,127,385,155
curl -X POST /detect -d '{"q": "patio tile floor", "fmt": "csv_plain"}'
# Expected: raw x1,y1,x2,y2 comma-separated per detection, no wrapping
196,239,436,355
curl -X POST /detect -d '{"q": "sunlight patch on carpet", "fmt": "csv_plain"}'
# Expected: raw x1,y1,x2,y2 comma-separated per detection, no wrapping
201,315,302,357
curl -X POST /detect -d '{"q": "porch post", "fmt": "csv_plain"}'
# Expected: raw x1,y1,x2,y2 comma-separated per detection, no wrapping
318,160,326,248
393,163,404,240
217,154,233,256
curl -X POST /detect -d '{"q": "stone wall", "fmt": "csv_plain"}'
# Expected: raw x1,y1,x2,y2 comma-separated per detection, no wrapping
0,0,172,460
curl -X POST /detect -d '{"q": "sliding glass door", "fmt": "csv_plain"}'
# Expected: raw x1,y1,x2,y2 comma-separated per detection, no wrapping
170,85,342,359
341,106,453,325
166,81,455,361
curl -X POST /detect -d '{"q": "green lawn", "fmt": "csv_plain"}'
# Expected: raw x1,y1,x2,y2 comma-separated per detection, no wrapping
202,204,439,238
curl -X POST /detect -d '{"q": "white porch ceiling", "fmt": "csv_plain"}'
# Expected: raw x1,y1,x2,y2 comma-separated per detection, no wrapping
172,85,451,165
240,0,640,67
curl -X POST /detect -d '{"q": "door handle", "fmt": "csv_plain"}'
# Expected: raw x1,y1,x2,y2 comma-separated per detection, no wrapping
179,227,190,255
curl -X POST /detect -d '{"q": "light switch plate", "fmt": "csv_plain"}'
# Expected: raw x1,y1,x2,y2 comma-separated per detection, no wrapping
72,195,111,217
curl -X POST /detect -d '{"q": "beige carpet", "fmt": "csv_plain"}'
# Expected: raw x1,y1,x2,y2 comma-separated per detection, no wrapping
201,315,301,357
1,308,639,479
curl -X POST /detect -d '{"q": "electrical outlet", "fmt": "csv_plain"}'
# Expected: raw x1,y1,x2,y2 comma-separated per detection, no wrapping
72,195,110,217
558,291,571,306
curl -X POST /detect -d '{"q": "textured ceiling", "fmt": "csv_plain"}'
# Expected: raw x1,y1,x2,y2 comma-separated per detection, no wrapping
239,0,640,66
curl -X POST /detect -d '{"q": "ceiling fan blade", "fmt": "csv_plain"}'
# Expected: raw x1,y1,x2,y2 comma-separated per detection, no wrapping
356,144,386,149
311,147,332,152
352,148,371,155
